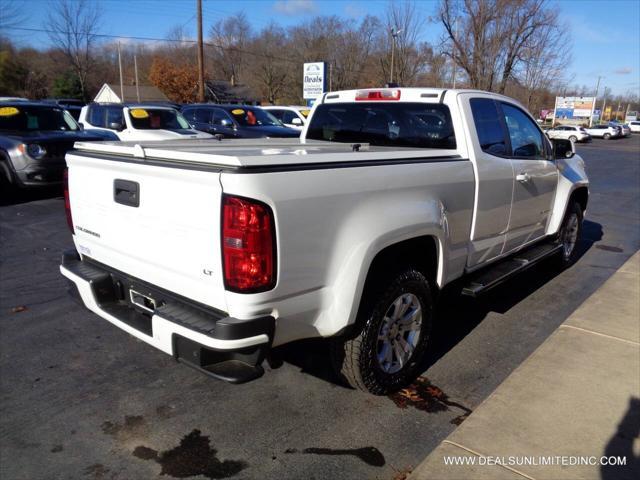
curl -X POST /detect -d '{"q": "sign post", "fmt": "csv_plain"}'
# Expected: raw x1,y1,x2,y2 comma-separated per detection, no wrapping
303,62,326,105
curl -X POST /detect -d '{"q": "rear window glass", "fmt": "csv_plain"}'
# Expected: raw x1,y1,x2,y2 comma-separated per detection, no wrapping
306,102,456,149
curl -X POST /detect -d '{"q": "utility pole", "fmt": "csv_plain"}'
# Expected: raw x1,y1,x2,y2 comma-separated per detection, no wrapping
589,75,601,127
601,89,607,123
390,27,402,84
196,0,205,102
117,42,124,102
134,54,140,103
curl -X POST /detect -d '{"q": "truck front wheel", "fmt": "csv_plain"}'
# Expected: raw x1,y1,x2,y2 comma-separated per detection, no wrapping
331,268,432,395
557,201,583,268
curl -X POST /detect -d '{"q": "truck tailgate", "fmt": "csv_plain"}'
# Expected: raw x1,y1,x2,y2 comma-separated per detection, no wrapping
65,153,227,312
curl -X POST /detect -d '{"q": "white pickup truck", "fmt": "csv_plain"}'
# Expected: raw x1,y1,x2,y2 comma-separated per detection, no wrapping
60,88,589,394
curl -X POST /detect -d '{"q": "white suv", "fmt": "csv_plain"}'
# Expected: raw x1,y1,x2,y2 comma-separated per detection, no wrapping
79,103,212,141
584,124,620,140
546,125,591,143
628,121,640,133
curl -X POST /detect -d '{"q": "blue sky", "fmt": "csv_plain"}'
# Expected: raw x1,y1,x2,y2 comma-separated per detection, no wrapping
7,0,640,96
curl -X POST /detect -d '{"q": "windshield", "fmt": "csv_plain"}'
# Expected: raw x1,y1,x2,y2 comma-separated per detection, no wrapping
128,108,191,130
227,107,282,127
0,105,79,131
306,102,456,149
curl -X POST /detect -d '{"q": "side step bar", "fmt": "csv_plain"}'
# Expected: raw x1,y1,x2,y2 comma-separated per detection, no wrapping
462,242,562,297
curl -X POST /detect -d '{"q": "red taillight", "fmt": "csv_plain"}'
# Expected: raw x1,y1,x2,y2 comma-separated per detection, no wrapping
355,89,401,101
222,194,275,293
63,168,74,233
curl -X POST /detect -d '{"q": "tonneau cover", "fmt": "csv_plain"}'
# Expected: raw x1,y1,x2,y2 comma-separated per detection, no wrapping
72,138,459,168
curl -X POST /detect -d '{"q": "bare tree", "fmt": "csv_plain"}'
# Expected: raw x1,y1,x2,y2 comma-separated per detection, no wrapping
381,1,431,86
439,0,567,94
248,25,289,104
209,13,251,85
0,0,27,29
519,17,571,111
45,0,101,100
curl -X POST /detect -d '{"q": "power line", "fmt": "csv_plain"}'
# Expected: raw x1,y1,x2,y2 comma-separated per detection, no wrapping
4,25,297,63
2,25,374,76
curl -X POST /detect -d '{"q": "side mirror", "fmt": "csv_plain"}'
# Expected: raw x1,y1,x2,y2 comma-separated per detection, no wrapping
291,117,303,126
109,122,124,131
552,138,575,159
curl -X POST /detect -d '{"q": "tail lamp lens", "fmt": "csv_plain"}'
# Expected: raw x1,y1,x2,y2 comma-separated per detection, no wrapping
63,168,74,233
222,195,275,292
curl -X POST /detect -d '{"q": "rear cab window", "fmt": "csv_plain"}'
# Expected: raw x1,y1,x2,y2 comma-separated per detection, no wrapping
306,102,456,148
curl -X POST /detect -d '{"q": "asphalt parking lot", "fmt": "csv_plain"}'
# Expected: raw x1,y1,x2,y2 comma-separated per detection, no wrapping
1,135,639,480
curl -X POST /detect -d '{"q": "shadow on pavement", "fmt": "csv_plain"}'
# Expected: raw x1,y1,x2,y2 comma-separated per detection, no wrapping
0,185,63,206
276,221,603,389
601,397,640,480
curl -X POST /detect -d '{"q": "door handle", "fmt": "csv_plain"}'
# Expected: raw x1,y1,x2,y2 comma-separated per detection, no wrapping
516,172,531,183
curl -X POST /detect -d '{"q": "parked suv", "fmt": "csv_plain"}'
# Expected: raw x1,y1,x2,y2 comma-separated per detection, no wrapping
610,123,631,137
584,124,620,140
79,103,212,141
181,104,300,138
628,121,640,133
0,101,116,188
545,125,591,143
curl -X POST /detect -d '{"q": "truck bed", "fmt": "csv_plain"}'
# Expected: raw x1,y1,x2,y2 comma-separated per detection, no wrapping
72,138,462,169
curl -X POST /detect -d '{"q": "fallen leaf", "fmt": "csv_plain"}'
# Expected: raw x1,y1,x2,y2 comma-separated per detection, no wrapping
12,306,28,313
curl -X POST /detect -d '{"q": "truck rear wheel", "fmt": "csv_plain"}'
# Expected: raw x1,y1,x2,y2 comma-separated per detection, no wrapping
331,268,432,395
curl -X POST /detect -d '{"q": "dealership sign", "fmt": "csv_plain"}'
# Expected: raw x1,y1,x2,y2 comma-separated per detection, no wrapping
554,97,595,119
303,62,326,100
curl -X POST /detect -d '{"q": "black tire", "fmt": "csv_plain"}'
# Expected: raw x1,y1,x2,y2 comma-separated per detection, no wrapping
556,201,583,268
0,155,17,197
603,133,611,140
330,267,433,395
568,135,577,143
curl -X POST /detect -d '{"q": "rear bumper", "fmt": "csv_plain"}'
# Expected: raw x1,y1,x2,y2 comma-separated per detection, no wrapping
60,249,274,383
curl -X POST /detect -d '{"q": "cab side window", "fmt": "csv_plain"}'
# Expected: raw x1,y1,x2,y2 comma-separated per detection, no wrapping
501,103,545,159
470,98,508,156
